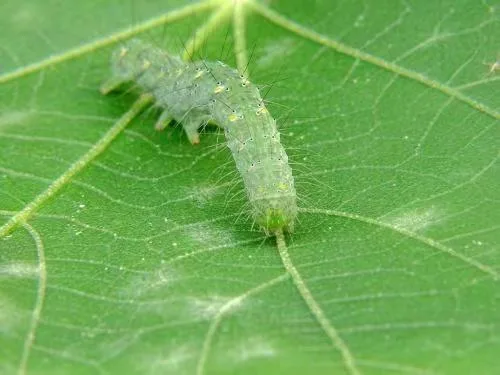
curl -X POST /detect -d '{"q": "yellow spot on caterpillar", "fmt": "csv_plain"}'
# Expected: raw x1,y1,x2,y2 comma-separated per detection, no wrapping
119,47,128,58
195,70,204,79
277,183,289,192
228,113,239,122
142,60,152,69
256,106,268,115
214,85,225,94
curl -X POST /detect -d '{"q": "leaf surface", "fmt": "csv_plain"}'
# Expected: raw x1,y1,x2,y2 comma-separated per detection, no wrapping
1,0,499,374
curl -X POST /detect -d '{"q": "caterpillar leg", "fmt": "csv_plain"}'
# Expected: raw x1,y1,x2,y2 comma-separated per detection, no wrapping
154,111,173,131
182,117,201,145
100,76,128,95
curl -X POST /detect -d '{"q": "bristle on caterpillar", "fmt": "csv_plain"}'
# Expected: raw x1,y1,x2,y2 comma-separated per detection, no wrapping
101,39,297,234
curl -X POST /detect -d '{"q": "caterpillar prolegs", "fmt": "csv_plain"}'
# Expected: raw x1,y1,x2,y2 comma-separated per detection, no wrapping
101,39,297,234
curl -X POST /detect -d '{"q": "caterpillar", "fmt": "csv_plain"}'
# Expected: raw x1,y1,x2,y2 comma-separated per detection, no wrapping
101,38,297,234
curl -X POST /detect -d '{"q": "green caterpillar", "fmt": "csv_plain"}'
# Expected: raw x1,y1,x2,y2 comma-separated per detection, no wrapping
101,39,297,234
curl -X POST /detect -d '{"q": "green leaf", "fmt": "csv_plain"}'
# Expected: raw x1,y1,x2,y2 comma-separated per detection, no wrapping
1,0,499,374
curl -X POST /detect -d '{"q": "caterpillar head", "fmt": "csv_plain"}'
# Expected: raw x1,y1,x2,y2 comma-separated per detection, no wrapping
253,194,297,234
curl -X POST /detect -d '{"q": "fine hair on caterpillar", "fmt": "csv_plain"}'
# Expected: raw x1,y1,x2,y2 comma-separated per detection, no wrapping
201,120,325,234
101,35,298,235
